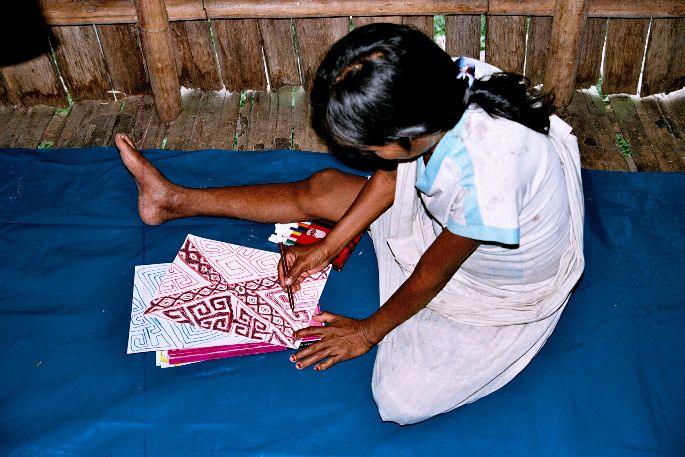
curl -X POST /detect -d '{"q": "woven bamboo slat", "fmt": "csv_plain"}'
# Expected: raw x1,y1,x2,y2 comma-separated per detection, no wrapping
259,19,301,88
631,95,685,171
0,53,67,107
195,91,240,150
444,15,481,60
165,89,204,149
97,24,151,96
642,18,685,96
580,89,635,171
111,94,142,141
485,15,526,74
0,107,26,147
0,78,9,106
52,26,112,100
137,95,168,149
39,110,69,147
657,92,685,165
603,18,650,95
610,94,663,171
55,100,99,148
292,86,328,152
245,90,273,149
575,18,606,89
2,85,683,173
526,17,553,86
235,91,253,150
171,20,222,91
86,100,125,147
564,91,611,170
13,106,56,148
273,86,295,149
401,16,434,38
213,19,267,91
293,17,349,91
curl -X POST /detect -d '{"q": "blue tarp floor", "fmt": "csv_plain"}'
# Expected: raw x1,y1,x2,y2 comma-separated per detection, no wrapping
1,147,684,456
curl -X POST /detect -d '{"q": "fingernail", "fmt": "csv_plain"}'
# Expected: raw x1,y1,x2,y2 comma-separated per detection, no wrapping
314,366,320,371
296,362,302,370
285,278,292,286
289,355,296,362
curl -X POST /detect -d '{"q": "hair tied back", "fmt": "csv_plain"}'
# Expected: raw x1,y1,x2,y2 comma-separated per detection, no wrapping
456,58,475,88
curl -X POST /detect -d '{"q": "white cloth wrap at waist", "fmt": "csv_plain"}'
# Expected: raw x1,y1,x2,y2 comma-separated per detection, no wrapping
383,116,585,326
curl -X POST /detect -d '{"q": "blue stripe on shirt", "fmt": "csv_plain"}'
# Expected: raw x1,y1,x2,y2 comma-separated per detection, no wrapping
447,218,520,245
416,114,520,245
416,121,484,228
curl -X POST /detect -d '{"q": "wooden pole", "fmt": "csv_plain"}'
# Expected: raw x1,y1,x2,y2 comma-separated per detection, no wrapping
134,0,182,121
543,0,589,109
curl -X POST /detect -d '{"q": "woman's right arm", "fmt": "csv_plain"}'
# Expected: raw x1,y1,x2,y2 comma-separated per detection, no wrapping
281,167,396,287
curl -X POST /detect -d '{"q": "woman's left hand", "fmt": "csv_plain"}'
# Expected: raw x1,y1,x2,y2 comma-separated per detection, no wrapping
291,312,377,371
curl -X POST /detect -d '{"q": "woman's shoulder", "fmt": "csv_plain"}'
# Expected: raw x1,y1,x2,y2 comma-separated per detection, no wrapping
447,106,551,171
452,105,528,142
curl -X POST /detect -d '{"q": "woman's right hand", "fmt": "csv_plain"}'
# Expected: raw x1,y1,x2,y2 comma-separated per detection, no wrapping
277,167,397,293
278,242,333,292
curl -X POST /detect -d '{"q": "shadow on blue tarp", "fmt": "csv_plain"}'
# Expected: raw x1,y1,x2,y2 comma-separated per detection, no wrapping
1,147,683,456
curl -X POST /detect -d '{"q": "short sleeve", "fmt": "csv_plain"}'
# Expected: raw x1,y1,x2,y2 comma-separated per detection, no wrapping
416,115,521,245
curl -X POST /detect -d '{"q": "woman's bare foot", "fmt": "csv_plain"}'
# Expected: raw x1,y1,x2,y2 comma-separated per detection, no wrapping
115,133,183,225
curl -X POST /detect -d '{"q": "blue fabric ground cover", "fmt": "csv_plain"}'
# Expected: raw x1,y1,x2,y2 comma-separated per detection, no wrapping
0,147,683,456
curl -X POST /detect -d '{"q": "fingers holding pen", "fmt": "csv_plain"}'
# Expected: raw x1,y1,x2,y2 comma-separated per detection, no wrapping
277,243,292,288
278,243,329,293
278,245,303,294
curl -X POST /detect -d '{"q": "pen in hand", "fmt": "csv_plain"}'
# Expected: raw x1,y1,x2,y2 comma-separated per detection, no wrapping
279,242,296,312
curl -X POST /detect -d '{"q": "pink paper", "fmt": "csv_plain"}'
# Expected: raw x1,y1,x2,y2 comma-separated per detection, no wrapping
146,235,329,349
168,343,286,364
166,335,321,364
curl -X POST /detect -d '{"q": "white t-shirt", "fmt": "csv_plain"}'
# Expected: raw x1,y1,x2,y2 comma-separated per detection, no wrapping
376,57,583,325
416,105,571,288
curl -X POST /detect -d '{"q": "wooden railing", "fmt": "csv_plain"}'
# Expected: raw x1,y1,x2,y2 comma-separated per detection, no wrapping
0,0,683,121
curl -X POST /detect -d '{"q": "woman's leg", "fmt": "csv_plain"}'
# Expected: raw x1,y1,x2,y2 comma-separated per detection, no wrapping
115,133,367,225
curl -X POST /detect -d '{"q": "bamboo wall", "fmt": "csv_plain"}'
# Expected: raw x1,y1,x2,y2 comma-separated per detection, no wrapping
1,1,683,117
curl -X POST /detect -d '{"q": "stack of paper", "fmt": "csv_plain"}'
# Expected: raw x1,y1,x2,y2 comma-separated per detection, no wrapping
127,234,330,368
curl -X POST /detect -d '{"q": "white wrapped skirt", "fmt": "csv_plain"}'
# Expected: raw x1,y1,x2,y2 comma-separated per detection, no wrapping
368,116,584,425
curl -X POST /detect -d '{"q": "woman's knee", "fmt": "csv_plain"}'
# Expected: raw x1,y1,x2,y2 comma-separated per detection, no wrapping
370,331,474,425
299,168,364,220
372,372,436,425
304,168,348,195
371,348,462,425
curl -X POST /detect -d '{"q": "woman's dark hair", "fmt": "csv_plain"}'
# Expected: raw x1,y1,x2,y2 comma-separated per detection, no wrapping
310,23,554,154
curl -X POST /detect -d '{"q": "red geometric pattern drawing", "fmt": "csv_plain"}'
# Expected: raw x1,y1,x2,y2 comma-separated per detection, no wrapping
146,235,330,349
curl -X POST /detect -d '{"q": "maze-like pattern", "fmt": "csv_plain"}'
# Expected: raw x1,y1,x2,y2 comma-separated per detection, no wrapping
156,262,209,295
145,235,330,348
127,263,252,354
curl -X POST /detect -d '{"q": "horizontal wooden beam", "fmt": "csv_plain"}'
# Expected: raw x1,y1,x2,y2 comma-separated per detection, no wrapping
38,0,685,26
41,0,139,25
204,0,486,18
489,0,684,17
